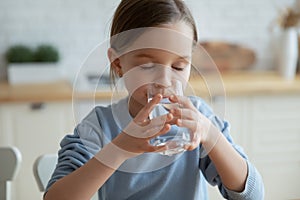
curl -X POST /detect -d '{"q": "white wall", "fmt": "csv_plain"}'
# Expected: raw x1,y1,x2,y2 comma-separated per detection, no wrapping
0,0,296,81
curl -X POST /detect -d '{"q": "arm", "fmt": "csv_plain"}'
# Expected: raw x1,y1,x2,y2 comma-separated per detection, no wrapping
170,95,264,199
203,126,247,192
45,155,118,200
170,95,247,191
45,128,171,200
200,122,264,200
45,94,172,200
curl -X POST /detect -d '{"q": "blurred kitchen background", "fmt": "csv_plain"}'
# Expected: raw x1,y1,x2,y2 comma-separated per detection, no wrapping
0,0,299,81
0,0,300,200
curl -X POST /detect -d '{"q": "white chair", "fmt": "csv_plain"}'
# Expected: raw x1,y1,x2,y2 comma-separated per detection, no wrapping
33,154,99,199
0,146,22,200
33,154,58,192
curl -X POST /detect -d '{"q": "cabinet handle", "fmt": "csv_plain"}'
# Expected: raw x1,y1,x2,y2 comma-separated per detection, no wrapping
212,95,225,103
30,102,45,110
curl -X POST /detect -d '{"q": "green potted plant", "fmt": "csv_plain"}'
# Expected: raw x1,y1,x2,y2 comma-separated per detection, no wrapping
6,44,61,84
34,45,59,63
6,45,35,63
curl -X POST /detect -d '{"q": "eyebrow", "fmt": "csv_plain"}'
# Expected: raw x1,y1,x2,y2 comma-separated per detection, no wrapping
134,53,191,60
134,53,155,59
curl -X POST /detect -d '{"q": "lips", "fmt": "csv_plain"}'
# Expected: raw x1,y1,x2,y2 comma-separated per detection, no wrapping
149,93,172,99
152,89,174,97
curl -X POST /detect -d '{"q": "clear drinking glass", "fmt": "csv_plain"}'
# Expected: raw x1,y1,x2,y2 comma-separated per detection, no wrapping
147,80,191,156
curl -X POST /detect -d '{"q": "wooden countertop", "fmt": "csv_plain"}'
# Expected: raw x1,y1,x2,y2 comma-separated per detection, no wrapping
0,80,73,103
0,71,300,103
189,71,300,97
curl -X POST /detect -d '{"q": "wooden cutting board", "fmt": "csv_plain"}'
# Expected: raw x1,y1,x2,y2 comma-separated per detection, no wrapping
192,41,256,72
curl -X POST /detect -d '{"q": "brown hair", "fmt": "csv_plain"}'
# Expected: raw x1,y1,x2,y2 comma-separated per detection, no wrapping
109,0,198,83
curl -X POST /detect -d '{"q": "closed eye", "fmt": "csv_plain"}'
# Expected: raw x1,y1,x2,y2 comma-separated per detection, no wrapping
139,63,155,70
172,66,184,71
172,62,188,71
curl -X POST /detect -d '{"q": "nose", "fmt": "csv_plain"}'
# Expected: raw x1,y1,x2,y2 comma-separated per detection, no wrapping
154,66,172,87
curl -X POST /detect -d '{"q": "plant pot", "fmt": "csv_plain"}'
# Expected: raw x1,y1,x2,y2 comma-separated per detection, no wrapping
278,28,299,80
8,63,62,85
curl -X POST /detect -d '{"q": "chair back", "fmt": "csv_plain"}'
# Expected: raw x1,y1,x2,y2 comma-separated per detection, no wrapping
33,154,57,192
33,154,99,199
0,146,22,200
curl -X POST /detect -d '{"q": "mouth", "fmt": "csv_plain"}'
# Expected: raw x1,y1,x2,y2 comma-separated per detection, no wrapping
162,95,172,99
148,89,174,99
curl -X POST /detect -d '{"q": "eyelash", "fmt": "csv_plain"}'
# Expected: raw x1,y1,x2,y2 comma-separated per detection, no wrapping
140,63,155,70
139,63,186,71
172,66,184,71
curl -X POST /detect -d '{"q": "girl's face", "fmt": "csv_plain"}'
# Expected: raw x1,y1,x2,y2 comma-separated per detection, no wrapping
110,22,194,117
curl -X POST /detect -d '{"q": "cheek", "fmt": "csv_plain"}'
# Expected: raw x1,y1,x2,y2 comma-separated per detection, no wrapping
129,85,148,106
185,66,191,82
123,69,154,94
175,66,191,89
132,86,147,98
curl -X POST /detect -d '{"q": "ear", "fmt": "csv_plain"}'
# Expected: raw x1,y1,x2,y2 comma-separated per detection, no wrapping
107,48,122,76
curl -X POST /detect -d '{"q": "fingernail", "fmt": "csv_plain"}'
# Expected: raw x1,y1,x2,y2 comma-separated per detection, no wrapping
177,119,182,125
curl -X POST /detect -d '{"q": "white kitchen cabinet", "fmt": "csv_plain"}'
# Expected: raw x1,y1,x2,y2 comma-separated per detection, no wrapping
250,95,300,200
0,102,74,200
1,93,299,200
73,99,111,123
206,96,250,200
207,94,300,200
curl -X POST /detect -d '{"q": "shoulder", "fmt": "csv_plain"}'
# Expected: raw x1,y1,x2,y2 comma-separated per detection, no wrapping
80,98,127,129
78,104,113,131
83,105,112,123
75,100,125,144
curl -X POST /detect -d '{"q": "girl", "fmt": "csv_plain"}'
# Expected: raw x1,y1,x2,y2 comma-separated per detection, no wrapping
45,0,264,199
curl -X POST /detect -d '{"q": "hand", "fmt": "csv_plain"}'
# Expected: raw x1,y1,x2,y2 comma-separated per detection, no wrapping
112,94,174,156
169,95,218,151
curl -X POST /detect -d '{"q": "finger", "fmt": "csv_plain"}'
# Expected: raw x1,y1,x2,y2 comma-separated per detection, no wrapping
166,116,179,126
125,112,173,139
149,113,173,126
143,113,173,138
124,121,162,139
146,143,167,153
152,123,171,138
135,94,162,121
177,118,197,133
170,95,196,111
186,142,199,151
138,112,173,127
176,119,201,148
170,107,198,121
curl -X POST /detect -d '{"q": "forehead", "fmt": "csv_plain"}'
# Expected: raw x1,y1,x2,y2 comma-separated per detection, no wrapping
119,22,194,57
124,48,191,61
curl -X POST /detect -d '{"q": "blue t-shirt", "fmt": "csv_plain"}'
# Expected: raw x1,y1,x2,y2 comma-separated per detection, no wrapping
46,96,264,200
